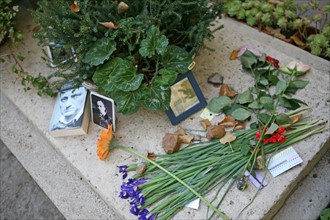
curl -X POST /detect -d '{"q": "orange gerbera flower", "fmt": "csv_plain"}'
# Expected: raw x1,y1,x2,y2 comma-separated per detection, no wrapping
97,124,113,160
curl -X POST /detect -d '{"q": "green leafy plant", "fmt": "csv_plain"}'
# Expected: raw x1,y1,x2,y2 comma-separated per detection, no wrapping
223,0,330,59
32,0,223,114
0,0,23,46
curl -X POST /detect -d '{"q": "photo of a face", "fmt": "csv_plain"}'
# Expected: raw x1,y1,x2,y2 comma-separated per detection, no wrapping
170,78,199,117
90,92,115,131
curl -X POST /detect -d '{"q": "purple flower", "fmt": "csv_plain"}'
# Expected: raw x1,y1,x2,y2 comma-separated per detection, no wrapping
118,165,128,179
130,193,145,206
130,204,140,216
148,213,157,220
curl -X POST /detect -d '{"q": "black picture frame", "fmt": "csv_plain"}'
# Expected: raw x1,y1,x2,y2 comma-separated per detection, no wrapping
166,71,207,125
90,91,116,131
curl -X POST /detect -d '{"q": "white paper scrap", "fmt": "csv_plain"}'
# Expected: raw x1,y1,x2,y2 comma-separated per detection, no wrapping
200,108,216,121
267,147,303,177
185,198,200,210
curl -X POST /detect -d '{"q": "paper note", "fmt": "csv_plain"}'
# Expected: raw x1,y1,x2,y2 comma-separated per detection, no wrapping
244,170,268,190
200,108,216,121
267,147,303,177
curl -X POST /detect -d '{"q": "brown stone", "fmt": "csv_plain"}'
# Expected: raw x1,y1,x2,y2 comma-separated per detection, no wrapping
162,133,181,154
206,125,226,140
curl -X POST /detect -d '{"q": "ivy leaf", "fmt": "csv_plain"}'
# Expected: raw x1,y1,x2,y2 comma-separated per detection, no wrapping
83,37,116,66
139,25,169,58
112,90,141,115
161,45,192,73
275,80,287,95
207,96,233,113
265,123,279,135
231,108,251,121
152,69,178,86
240,50,258,69
237,89,254,104
140,84,171,110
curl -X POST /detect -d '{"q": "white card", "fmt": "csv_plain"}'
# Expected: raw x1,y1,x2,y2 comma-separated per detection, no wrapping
185,198,200,210
267,147,303,177
200,108,216,121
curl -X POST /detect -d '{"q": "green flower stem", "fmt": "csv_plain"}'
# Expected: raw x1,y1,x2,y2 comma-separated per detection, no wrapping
116,146,230,220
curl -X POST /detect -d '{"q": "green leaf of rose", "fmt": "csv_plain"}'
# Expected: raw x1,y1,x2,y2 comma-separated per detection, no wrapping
83,37,116,66
240,144,250,156
279,95,307,110
286,80,309,94
161,45,192,73
240,50,258,69
207,96,233,113
258,113,271,124
139,25,169,58
152,69,178,86
248,100,260,109
265,123,279,135
276,113,290,125
237,89,254,104
260,96,274,110
275,80,287,95
231,108,251,121
140,84,171,110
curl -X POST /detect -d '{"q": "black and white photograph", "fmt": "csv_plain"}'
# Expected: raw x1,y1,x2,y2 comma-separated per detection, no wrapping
166,71,207,125
46,42,76,67
90,91,115,131
48,83,90,137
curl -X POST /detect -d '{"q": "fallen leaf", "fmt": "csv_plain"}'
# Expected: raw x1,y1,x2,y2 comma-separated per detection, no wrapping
206,125,226,140
174,128,185,136
290,114,302,124
233,121,246,130
219,84,237,98
265,26,286,40
118,1,129,14
147,152,156,161
257,155,265,170
220,132,236,144
218,115,236,127
70,1,80,12
136,163,147,175
290,35,306,47
178,135,194,144
230,50,238,60
200,119,212,130
32,26,41,32
100,22,118,29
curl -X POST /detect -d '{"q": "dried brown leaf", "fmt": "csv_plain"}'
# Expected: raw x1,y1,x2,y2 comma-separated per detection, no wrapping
290,35,306,47
206,125,226,140
290,114,302,124
178,135,194,144
174,128,185,136
230,50,238,60
70,1,80,12
136,163,147,175
218,115,236,127
200,119,212,130
220,132,236,144
32,26,41,32
219,84,237,98
147,152,156,161
118,1,129,14
265,26,286,40
100,22,118,29
233,121,246,131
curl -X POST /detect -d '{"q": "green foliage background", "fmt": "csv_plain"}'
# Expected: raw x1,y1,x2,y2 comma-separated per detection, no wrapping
32,0,223,114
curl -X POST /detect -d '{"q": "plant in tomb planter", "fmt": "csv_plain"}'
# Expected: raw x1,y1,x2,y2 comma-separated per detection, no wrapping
31,0,223,114
223,0,330,60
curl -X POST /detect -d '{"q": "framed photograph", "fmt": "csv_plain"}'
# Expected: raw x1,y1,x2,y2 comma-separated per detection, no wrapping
90,91,116,131
46,42,76,67
166,71,207,125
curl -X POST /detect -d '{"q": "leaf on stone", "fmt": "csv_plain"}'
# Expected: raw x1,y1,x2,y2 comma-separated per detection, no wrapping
279,95,307,110
220,132,236,144
147,152,156,161
290,114,302,124
258,113,271,124
136,163,147,175
230,50,238,60
161,45,192,74
290,35,306,47
174,128,186,136
248,100,260,109
207,96,233,113
233,121,246,131
200,119,212,130
83,37,116,66
218,115,236,127
219,84,237,98
260,96,273,110
139,25,169,58
237,89,254,104
206,125,226,140
178,135,194,144
231,108,251,121
265,26,286,40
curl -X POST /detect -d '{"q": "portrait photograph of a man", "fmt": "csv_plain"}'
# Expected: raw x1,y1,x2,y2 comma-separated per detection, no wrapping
90,91,115,131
